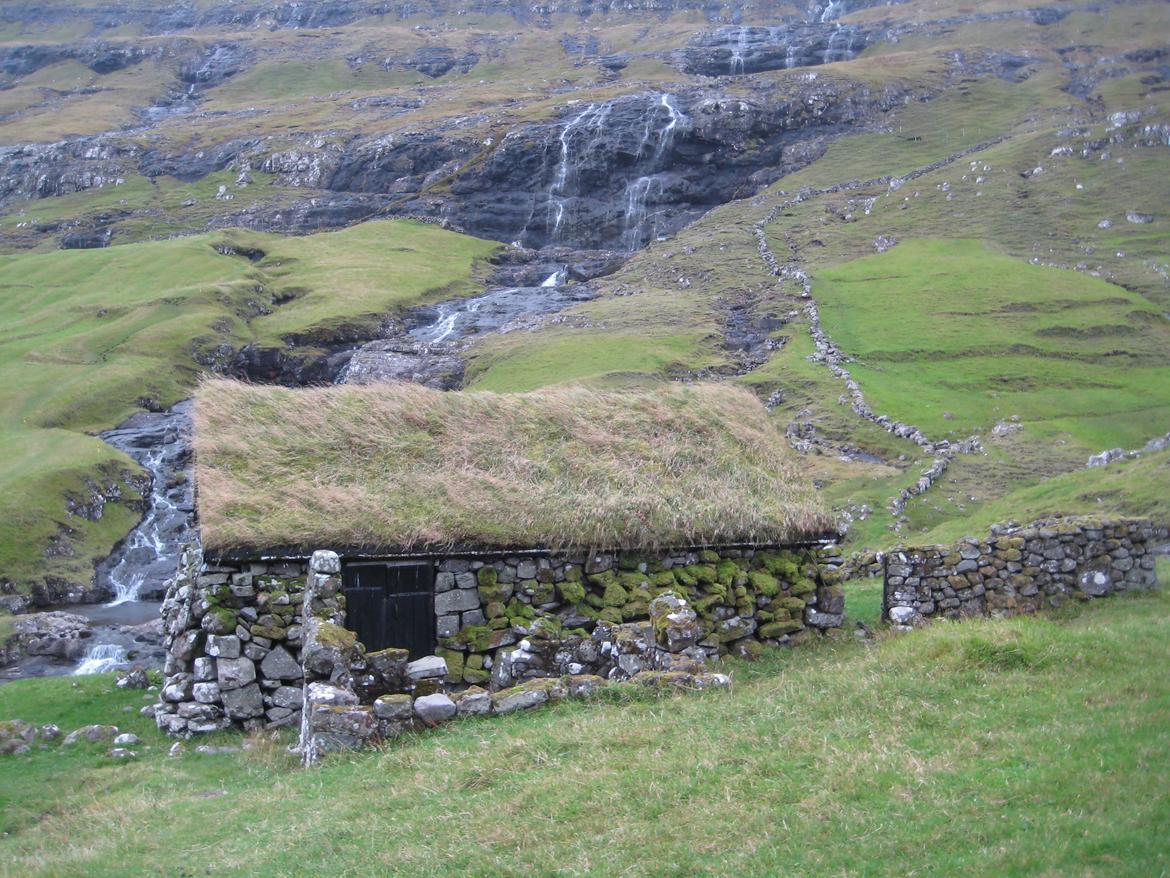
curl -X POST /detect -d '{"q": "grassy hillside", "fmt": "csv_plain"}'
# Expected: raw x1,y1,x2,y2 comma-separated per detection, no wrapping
0,219,497,595
2,580,1168,876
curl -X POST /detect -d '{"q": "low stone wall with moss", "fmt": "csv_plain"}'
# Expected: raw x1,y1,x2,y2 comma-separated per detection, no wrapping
155,542,844,737
884,518,1167,626
435,545,844,685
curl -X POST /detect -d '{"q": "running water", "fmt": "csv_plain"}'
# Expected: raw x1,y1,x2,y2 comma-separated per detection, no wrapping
538,93,688,248
73,643,128,675
337,269,596,386
408,274,593,346
98,402,195,606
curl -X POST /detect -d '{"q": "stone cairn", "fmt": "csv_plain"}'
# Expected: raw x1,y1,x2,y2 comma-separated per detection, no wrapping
884,518,1168,626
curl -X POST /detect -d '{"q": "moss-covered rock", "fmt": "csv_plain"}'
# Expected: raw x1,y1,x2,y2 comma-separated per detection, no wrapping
674,567,698,588
505,598,536,622
251,623,288,641
557,580,586,605
690,564,718,585
774,596,807,612
789,577,816,597
563,565,583,582
732,638,765,660
477,567,499,588
651,570,677,588
759,619,803,638
692,594,723,617
436,648,464,682
485,600,506,620
748,571,780,597
619,571,650,591
621,600,650,621
314,622,356,650
477,578,513,604
699,549,721,564
599,607,624,624
618,554,647,571
757,551,801,582
716,560,739,585
587,570,619,590
602,582,629,608
463,667,491,685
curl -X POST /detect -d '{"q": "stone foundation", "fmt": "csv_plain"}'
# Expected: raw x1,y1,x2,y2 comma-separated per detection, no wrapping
884,518,1167,626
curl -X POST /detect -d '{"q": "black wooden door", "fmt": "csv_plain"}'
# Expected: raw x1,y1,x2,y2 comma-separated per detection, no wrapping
342,562,435,659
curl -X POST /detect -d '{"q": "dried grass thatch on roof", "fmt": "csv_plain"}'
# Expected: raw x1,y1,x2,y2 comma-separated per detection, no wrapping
194,378,833,554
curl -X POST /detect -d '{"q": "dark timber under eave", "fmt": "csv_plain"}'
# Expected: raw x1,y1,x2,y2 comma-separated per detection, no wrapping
203,534,843,565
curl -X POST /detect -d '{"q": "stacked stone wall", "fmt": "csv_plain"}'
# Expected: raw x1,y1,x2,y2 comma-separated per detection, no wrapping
884,518,1167,626
156,542,845,737
154,546,309,736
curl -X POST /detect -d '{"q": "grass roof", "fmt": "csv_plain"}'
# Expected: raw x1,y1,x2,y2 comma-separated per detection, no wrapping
194,379,834,555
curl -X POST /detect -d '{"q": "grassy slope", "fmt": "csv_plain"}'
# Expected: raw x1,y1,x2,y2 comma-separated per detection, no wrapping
0,220,497,592
815,239,1170,448
2,581,1169,876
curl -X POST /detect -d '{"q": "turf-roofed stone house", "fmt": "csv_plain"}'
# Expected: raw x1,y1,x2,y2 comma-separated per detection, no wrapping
155,379,843,743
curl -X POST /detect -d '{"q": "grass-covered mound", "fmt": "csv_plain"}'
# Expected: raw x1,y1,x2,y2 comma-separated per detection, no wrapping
194,379,833,554
0,219,496,595
1,571,1167,877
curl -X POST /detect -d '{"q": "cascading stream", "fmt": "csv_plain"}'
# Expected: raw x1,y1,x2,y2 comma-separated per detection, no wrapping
98,401,195,607
537,93,690,251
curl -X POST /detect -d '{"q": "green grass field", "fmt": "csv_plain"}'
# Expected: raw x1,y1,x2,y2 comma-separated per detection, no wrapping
814,239,1170,449
0,220,497,594
2,581,1168,877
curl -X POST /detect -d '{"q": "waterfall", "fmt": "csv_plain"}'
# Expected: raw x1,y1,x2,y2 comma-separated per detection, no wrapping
99,403,193,607
820,0,844,22
548,102,611,238
73,643,128,676
538,92,688,248
729,27,749,74
621,176,660,250
541,268,566,287
822,25,858,64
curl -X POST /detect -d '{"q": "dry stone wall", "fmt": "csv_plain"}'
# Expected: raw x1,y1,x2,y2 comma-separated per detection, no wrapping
884,518,1167,626
153,546,309,736
155,542,845,738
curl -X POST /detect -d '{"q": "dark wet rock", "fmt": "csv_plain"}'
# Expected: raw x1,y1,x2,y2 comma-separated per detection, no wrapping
0,138,137,207
560,34,600,58
0,41,147,78
680,24,869,76
326,133,471,195
177,42,249,85
214,194,386,234
138,138,256,182
392,84,907,250
392,46,479,78
60,227,112,249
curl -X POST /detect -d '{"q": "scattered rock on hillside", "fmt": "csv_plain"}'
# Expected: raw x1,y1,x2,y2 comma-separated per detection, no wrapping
63,724,120,746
